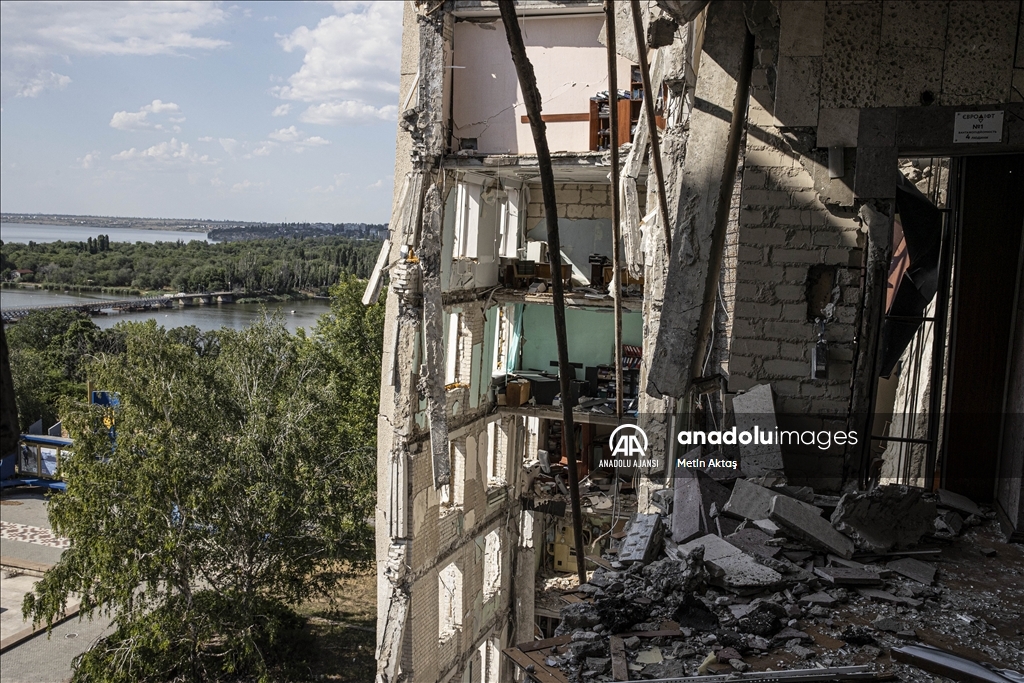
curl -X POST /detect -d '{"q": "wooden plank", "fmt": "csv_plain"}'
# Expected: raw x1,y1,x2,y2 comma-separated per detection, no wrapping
526,651,569,683
520,113,590,123
609,636,628,681
518,634,572,653
585,554,614,570
503,648,564,683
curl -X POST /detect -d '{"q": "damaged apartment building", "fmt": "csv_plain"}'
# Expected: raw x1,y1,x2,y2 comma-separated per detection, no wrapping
367,1,1024,682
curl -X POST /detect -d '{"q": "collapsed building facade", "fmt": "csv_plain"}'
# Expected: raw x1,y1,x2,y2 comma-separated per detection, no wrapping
368,1,1024,681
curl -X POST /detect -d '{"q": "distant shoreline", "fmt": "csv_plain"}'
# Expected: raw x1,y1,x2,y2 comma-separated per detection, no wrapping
2,214,240,233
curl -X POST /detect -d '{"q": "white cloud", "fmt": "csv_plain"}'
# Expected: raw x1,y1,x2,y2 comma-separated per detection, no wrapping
231,179,268,192
111,138,213,167
257,126,331,154
300,101,397,125
219,138,241,155
367,178,386,189
273,2,401,125
76,151,101,169
110,99,183,131
1,2,228,100
198,136,214,142
271,103,291,117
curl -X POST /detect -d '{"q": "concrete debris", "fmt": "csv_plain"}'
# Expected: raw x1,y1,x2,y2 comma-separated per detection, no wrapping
886,557,936,585
724,478,823,521
518,479,1023,683
935,509,964,535
731,384,785,476
753,518,781,536
813,566,884,586
770,494,855,559
619,513,663,564
725,527,783,560
856,587,923,608
830,485,937,553
679,533,784,592
672,464,731,543
936,488,983,518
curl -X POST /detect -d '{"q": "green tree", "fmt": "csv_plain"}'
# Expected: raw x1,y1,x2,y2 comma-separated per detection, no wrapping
24,316,376,682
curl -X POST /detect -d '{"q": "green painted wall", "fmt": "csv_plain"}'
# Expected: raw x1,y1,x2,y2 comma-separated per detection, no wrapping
518,305,642,380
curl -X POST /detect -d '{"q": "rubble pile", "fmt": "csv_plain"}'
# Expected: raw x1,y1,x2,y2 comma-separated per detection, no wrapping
538,479,1024,682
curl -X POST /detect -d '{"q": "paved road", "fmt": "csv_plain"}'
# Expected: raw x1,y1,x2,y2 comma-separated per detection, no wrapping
1,488,113,683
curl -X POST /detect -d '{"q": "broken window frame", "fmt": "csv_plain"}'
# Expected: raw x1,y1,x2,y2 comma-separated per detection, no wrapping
482,529,501,602
438,561,463,642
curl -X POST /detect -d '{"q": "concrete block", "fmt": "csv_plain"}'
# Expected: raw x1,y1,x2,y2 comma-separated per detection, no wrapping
678,534,784,592
672,463,731,543
886,557,936,584
775,56,821,127
723,478,822,521
940,1,1018,106
812,566,882,586
820,0,882,108
830,484,936,552
619,513,663,564
854,146,898,200
763,359,810,377
725,527,782,559
876,45,944,108
770,494,855,559
936,489,982,517
856,587,923,608
817,108,860,148
881,0,949,49
731,384,785,476
753,519,780,536
779,1,826,57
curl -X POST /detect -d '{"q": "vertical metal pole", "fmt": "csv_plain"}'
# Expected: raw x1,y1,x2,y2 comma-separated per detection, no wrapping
925,159,960,489
629,0,672,255
499,1,587,585
606,0,624,419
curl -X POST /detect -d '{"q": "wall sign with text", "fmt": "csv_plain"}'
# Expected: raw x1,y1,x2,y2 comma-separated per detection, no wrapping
954,111,1004,143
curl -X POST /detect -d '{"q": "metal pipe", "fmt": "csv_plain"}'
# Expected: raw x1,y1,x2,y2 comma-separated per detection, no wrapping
628,0,672,254
498,0,587,585
605,0,624,419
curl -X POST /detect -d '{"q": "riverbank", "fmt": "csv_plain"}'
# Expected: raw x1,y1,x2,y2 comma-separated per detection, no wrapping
2,282,324,303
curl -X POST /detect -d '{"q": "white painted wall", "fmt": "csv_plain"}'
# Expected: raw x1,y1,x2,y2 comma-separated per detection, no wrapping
452,15,633,154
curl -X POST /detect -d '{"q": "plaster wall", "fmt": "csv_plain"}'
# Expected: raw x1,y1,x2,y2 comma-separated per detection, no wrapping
518,305,643,381
451,15,633,154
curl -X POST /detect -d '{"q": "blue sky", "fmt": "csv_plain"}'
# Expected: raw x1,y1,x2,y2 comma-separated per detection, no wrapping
0,1,403,223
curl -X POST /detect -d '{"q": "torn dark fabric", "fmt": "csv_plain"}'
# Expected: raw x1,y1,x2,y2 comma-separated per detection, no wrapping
878,172,944,377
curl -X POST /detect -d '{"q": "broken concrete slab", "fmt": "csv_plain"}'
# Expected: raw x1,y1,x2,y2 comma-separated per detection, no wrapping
813,566,884,586
725,528,782,560
672,462,731,543
935,509,964,535
619,513,663,564
830,485,936,552
723,478,823,522
799,591,837,607
886,557,936,584
770,494,855,559
731,384,785,476
827,555,893,578
937,489,983,518
857,587,923,608
753,519,781,536
678,533,784,592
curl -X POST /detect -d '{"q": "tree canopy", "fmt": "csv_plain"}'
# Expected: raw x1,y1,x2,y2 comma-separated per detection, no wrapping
1,235,381,294
20,277,384,682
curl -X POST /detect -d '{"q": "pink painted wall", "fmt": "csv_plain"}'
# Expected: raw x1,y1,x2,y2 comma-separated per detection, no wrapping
452,15,633,155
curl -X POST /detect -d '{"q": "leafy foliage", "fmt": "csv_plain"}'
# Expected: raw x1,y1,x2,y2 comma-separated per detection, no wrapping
1,235,381,294
21,278,384,681
5,309,125,430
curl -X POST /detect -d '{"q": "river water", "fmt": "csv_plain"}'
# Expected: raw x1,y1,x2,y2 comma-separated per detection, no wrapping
1,223,330,332
1,288,331,333
1,222,209,244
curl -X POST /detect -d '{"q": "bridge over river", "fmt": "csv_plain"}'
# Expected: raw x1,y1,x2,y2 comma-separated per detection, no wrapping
1,291,241,323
